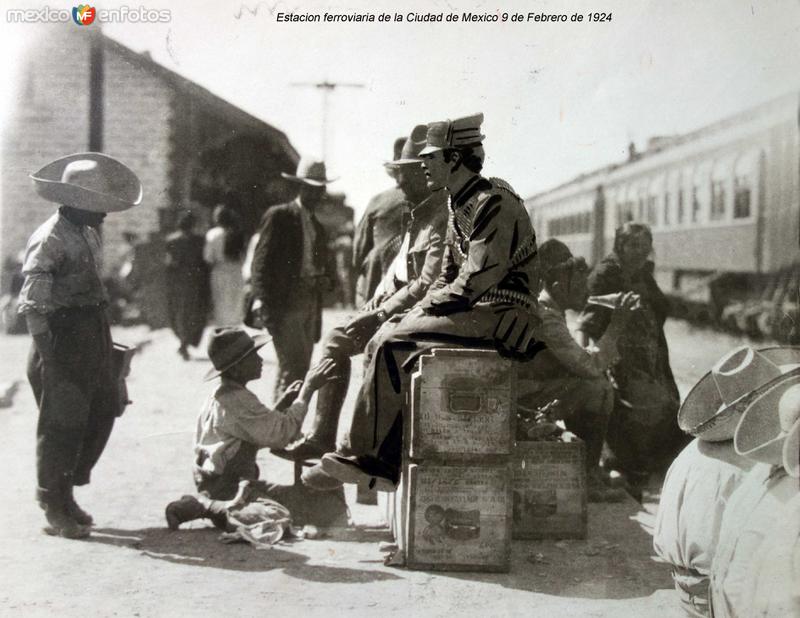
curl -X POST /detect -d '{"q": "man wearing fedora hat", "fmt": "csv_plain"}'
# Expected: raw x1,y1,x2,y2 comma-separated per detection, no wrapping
164,327,342,530
19,152,142,538
352,135,414,308
273,125,447,466
250,157,336,401
319,114,543,489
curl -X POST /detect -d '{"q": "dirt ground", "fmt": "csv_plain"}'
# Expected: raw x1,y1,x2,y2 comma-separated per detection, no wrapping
0,311,752,617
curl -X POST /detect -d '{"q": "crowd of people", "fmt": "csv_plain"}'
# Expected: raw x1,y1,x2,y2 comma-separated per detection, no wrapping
13,113,798,613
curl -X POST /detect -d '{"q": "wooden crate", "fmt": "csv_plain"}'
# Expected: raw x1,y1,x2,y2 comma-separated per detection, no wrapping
403,462,512,572
511,440,587,540
408,348,514,460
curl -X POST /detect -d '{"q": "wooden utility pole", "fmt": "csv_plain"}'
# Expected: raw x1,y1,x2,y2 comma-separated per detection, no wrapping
290,80,364,160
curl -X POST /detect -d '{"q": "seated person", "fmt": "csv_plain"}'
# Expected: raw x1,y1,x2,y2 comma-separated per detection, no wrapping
315,113,542,490
518,239,638,501
710,381,800,618
164,327,340,530
276,125,448,468
653,439,753,618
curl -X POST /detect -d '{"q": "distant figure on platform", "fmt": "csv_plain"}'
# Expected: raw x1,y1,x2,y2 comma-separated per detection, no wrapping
204,204,245,327
165,211,209,360
250,158,335,400
19,152,142,539
163,327,344,532
577,222,683,496
518,239,635,501
332,222,355,308
352,136,408,306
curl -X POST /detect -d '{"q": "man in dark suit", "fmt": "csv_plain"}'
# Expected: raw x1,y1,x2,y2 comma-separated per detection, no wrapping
250,158,335,399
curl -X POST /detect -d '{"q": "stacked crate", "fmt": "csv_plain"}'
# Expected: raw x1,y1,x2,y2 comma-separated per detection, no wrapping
391,348,515,572
511,439,587,540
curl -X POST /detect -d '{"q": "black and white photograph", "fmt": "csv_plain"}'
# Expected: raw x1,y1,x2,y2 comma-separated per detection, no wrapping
0,0,798,615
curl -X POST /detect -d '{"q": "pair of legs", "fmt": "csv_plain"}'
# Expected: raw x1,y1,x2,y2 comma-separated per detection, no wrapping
267,286,320,400
317,305,504,487
168,476,349,531
28,307,118,538
276,321,368,461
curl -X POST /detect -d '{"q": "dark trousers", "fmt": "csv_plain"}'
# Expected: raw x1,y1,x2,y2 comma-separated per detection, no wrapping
343,304,501,456
27,306,117,496
267,286,320,400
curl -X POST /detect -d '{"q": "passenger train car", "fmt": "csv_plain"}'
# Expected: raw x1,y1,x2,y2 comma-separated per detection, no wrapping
525,91,800,342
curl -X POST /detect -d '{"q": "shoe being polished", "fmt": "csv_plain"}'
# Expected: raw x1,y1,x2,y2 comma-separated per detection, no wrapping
301,463,344,491
272,436,328,462
320,453,399,492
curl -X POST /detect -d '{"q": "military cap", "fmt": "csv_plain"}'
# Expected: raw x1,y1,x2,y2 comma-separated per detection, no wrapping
419,113,485,155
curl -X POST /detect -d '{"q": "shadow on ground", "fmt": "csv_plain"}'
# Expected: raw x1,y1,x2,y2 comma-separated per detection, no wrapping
89,526,402,584
406,498,673,599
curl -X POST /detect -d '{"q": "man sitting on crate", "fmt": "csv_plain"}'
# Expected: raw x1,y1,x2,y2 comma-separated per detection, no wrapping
519,239,636,501
313,113,542,491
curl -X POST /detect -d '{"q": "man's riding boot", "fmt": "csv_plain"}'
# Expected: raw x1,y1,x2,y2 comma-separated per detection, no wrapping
165,495,229,531
276,360,350,461
37,486,90,540
63,477,93,526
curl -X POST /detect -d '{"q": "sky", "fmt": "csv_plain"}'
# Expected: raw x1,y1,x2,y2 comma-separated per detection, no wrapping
2,0,800,215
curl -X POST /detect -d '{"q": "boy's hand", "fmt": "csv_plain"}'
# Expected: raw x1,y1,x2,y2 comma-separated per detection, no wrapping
305,358,338,392
276,380,302,410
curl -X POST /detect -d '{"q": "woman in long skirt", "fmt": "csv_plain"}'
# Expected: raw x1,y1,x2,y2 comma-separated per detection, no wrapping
204,204,245,327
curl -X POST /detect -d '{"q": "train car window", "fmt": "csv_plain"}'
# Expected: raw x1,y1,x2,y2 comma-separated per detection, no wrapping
734,178,751,219
677,189,685,224
663,192,671,226
733,150,759,220
691,186,701,223
711,180,727,221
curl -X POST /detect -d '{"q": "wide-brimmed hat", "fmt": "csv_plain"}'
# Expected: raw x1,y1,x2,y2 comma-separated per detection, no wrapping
735,381,800,477
281,157,337,186
204,327,271,381
678,346,800,441
31,152,142,213
385,124,428,168
419,113,485,156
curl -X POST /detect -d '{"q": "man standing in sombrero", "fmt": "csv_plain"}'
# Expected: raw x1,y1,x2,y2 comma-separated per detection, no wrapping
250,157,336,400
19,152,142,539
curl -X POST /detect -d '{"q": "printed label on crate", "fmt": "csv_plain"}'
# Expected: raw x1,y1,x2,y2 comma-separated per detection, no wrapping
512,441,587,539
410,349,514,457
407,464,510,568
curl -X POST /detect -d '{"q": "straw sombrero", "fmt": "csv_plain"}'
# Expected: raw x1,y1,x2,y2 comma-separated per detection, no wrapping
31,152,142,213
678,346,800,441
735,382,800,477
